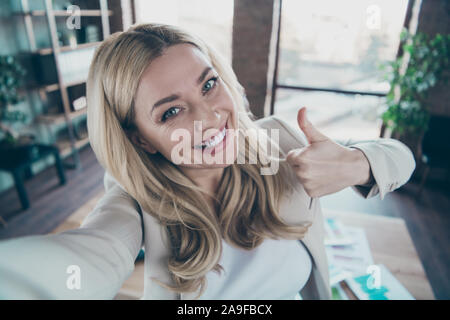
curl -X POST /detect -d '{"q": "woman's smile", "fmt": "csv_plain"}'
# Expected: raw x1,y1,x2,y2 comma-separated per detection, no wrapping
193,121,227,149
200,122,229,157
133,44,238,168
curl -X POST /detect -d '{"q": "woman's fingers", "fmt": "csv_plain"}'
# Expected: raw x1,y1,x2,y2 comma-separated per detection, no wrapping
285,106,366,198
286,148,307,167
296,107,329,144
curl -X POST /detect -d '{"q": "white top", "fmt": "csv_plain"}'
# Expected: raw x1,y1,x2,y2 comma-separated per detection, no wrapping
184,238,312,300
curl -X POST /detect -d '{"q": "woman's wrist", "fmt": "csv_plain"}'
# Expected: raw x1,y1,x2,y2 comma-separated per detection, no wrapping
348,148,373,186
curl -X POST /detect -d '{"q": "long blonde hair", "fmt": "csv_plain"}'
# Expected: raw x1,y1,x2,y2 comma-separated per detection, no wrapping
87,23,310,298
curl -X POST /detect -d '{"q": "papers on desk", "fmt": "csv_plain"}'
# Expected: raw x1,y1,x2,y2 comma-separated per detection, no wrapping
331,282,350,300
345,264,414,300
327,226,374,277
324,217,415,300
324,217,354,246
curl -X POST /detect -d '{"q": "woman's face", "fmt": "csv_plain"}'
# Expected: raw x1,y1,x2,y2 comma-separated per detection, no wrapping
132,43,238,170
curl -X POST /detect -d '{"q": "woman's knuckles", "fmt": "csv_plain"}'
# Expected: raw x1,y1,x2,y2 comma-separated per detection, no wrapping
294,166,313,182
286,148,309,164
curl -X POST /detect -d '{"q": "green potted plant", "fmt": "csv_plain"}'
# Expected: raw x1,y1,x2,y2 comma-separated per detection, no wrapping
0,54,36,159
380,29,450,161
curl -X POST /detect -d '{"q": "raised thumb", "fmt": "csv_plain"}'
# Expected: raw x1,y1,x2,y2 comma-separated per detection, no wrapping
297,107,328,144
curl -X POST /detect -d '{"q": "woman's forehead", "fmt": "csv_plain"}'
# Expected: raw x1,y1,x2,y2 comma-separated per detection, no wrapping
139,44,212,91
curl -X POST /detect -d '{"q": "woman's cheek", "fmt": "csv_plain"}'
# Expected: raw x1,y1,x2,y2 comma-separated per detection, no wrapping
166,132,195,165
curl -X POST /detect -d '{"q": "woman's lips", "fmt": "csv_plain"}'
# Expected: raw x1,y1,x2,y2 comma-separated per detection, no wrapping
193,120,228,149
200,122,227,144
204,124,228,156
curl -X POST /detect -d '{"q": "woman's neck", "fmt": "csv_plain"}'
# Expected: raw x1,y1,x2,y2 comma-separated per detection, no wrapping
180,166,225,209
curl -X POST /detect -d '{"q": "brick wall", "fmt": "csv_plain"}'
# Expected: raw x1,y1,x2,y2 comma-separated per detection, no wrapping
416,0,450,117
232,0,448,119
232,0,278,119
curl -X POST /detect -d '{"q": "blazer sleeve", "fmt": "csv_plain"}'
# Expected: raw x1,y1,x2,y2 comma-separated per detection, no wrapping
338,137,416,200
0,172,143,299
255,115,416,200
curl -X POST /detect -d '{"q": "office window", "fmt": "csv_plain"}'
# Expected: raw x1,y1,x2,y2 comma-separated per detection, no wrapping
134,0,234,64
274,0,409,140
275,89,385,140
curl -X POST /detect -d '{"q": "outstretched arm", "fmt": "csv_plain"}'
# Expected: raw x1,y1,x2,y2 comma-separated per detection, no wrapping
0,174,143,299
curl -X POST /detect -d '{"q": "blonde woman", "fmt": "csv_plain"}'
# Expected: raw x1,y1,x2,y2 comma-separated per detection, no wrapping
0,24,415,300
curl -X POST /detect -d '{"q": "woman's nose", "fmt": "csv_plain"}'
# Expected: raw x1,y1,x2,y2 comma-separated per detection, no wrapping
193,104,221,131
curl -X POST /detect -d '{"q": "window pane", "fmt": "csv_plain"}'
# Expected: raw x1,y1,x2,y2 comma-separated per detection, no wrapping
134,0,234,64
278,0,409,94
274,89,385,141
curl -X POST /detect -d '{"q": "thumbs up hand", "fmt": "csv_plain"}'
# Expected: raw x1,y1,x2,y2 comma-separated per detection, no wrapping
286,107,373,198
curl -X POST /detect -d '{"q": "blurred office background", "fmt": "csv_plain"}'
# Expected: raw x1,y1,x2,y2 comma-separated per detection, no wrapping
0,0,448,299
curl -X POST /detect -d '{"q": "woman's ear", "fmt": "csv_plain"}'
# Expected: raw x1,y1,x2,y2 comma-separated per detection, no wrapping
128,131,158,154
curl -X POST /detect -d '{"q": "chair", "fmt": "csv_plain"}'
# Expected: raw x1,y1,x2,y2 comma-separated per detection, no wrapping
417,115,450,197
0,144,66,210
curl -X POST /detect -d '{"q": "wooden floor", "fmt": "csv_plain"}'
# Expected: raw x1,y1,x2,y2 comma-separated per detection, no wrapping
0,145,449,299
0,145,105,239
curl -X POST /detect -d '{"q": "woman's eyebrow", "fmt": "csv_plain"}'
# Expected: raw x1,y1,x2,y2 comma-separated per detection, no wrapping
196,66,212,85
151,66,213,111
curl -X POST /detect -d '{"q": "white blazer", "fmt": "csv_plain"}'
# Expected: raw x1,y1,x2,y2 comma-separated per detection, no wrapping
0,116,416,299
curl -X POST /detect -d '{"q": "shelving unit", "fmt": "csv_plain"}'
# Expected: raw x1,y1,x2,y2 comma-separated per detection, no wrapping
17,9,112,17
33,40,102,55
16,0,112,169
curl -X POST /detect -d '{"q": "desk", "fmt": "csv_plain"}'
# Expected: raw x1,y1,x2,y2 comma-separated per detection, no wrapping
0,144,66,210
323,208,435,300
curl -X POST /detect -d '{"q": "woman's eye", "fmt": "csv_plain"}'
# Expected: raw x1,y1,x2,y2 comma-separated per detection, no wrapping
160,77,218,122
161,107,180,122
202,77,218,94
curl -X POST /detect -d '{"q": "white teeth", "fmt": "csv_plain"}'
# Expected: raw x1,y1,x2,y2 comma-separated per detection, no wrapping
194,127,226,149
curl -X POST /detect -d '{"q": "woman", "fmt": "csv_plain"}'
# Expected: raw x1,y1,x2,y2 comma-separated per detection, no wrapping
0,24,415,300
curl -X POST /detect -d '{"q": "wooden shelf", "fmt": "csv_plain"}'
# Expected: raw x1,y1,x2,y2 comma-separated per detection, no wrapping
36,47,53,55
61,41,101,52
34,41,101,55
30,77,88,92
31,78,88,92
43,83,60,92
37,108,87,126
23,73,87,96
14,0,114,169
20,83,59,94
16,10,113,17
58,136,90,158
65,78,87,88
